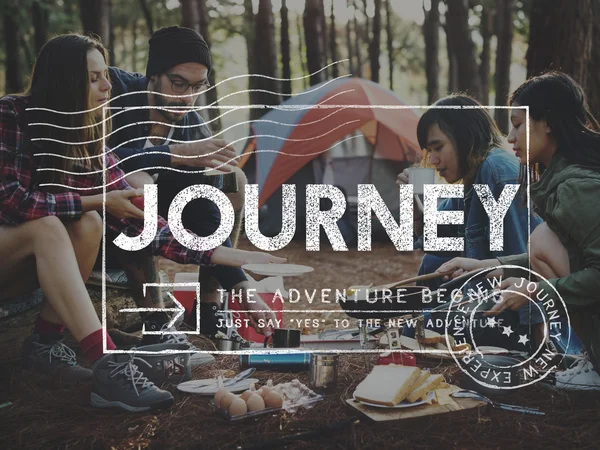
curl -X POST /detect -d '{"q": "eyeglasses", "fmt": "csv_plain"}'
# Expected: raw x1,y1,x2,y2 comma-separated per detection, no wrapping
164,73,210,94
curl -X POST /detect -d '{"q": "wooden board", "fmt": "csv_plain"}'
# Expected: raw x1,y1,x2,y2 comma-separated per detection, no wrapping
345,387,486,422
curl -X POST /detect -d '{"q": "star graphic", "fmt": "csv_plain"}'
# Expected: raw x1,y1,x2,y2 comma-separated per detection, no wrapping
486,317,497,328
518,334,530,346
502,326,514,337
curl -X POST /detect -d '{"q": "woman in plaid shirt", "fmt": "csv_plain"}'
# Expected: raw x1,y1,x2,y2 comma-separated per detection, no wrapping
0,34,284,412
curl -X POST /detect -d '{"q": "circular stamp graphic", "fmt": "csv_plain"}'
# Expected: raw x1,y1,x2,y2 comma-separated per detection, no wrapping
443,265,570,391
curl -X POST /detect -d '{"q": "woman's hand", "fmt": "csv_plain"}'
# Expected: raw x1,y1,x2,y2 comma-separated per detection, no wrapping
105,189,145,220
484,277,533,316
242,251,287,266
436,257,499,281
396,168,410,186
397,168,424,229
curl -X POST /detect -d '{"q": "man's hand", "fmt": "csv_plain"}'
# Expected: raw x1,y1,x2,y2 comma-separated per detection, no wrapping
484,277,533,316
437,257,502,281
170,138,238,170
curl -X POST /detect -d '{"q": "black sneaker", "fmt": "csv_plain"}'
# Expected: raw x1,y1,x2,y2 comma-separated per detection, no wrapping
23,335,92,382
141,317,216,367
199,302,246,344
90,353,174,412
132,343,192,385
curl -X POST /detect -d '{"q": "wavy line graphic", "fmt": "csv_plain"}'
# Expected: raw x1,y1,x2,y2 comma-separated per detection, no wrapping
25,60,350,116
37,134,363,191
35,119,361,176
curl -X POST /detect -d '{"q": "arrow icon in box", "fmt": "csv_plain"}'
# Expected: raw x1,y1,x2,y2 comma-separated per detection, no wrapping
119,282,201,335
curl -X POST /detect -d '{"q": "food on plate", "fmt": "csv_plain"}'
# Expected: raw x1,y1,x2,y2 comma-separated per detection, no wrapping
406,374,445,403
411,370,431,389
418,330,455,346
229,397,248,416
220,392,236,412
246,393,266,411
354,365,422,407
452,342,471,352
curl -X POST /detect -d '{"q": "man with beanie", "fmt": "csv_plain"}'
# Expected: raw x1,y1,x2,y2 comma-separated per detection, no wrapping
107,26,276,353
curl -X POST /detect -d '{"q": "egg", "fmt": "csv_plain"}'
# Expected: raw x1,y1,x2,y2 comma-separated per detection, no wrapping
259,386,272,398
214,388,230,409
264,391,283,408
240,390,254,401
246,393,266,411
219,392,236,412
229,397,248,417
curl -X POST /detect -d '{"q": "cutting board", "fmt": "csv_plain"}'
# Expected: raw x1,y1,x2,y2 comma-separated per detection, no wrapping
346,387,486,422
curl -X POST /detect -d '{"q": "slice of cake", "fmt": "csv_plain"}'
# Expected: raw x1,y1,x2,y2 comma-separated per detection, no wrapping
406,374,445,403
354,365,421,406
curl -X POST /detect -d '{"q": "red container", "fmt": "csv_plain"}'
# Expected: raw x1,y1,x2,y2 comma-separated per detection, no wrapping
377,351,417,367
228,293,283,343
173,273,199,323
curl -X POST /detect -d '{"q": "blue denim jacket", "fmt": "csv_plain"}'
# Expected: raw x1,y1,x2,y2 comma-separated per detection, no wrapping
417,148,542,277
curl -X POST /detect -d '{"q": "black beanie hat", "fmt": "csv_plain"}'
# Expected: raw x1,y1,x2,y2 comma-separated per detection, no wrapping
146,26,212,79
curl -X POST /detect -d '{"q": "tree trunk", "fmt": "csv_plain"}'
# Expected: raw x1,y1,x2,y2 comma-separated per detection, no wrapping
494,0,514,134
353,0,363,77
329,1,339,79
423,0,440,103
281,0,292,96
346,0,355,76
79,0,111,49
385,0,394,90
132,19,138,73
198,0,222,131
304,0,327,86
254,0,280,110
320,0,329,78
479,5,493,104
108,0,115,65
4,1,24,93
138,0,154,35
445,0,482,100
32,0,50,55
244,0,260,119
370,0,381,82
296,13,308,89
527,0,594,107
181,0,200,32
587,5,600,118
444,21,458,93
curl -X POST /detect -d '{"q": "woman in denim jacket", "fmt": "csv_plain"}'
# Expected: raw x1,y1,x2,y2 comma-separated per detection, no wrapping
397,95,544,347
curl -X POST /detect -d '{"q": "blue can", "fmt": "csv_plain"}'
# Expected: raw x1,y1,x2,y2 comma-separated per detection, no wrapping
240,353,311,371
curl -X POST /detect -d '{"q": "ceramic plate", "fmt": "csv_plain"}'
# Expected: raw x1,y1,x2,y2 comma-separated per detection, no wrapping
353,390,435,409
242,264,314,277
177,378,260,395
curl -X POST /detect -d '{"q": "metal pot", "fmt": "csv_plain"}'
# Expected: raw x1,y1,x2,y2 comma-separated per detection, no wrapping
216,339,241,351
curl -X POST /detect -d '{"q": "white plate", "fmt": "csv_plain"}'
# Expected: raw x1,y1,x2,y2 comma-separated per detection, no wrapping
242,264,314,277
477,346,509,355
177,378,260,395
353,390,435,409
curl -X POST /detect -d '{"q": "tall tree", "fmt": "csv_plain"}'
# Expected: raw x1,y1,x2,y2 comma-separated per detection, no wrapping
181,0,200,32
587,5,600,118
131,19,138,73
244,0,261,119
296,13,308,88
346,0,355,76
445,0,483,100
198,0,222,131
32,0,50,55
423,0,440,103
254,0,280,110
79,0,111,48
4,0,24,93
494,0,514,133
479,3,493,104
385,0,394,90
304,0,327,85
281,0,292,96
138,0,154,35
369,0,382,82
319,0,329,78
527,0,595,112
353,0,363,77
329,0,339,78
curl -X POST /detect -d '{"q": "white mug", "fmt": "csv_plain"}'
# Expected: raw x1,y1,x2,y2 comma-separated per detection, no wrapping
408,167,435,195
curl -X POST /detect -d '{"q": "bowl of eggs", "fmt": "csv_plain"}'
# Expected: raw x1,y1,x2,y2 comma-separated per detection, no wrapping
212,380,321,421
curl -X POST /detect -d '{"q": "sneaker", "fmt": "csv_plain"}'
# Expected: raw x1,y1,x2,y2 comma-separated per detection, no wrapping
199,302,246,344
23,335,92,382
555,354,600,391
133,343,192,384
90,353,174,412
141,318,215,367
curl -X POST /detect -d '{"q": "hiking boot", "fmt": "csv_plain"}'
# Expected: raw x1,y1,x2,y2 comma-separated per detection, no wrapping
91,353,174,412
133,343,192,385
141,318,215,367
23,335,92,383
555,354,600,391
199,302,246,344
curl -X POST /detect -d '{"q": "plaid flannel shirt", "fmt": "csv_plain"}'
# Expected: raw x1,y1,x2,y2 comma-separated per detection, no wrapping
0,95,213,266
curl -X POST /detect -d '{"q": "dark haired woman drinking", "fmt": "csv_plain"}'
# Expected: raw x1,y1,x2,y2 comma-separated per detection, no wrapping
438,72,600,391
0,34,284,412
397,95,543,348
